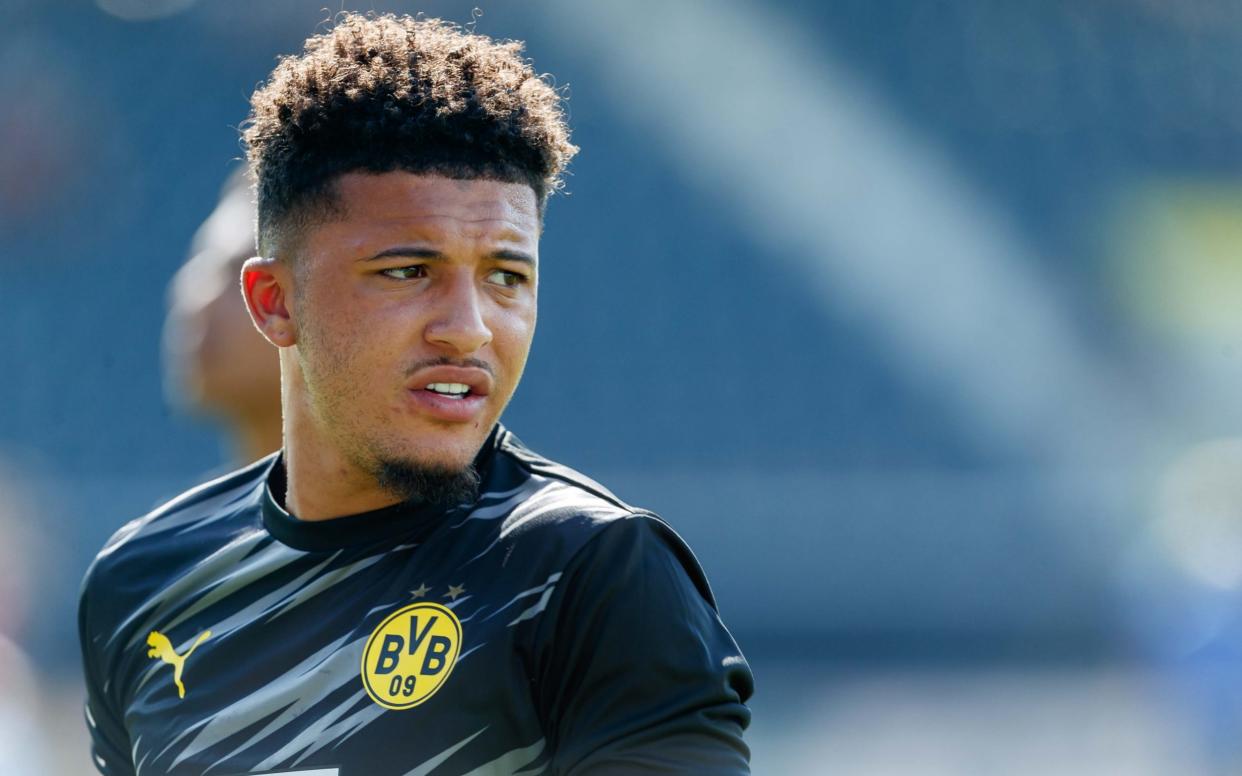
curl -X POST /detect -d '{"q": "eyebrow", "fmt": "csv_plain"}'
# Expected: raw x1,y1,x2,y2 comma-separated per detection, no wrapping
364,246,537,266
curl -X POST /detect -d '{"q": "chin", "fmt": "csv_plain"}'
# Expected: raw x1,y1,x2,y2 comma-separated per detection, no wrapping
390,437,478,474
373,448,483,508
422,446,478,474
420,419,491,453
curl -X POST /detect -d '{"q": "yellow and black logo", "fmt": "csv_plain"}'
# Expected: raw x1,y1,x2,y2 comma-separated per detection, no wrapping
361,602,462,710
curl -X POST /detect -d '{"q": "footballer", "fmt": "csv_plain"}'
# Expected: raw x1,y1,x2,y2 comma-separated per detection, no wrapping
78,12,753,775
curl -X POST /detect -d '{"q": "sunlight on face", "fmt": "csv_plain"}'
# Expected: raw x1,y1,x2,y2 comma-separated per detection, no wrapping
287,172,540,485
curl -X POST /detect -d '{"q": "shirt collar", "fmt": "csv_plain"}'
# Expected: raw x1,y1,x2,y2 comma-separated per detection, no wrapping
260,424,503,552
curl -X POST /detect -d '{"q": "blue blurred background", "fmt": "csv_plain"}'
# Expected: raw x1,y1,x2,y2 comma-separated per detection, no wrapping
6,0,1242,772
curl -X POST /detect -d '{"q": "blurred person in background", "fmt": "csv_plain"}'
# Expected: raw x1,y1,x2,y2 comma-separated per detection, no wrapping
163,167,281,466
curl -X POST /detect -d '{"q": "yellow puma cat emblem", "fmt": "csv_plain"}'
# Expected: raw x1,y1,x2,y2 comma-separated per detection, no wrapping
146,630,211,699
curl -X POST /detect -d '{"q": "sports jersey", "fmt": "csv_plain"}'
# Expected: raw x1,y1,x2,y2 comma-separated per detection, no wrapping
78,425,753,775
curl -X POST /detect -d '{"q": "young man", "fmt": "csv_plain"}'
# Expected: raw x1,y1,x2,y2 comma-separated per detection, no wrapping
79,13,753,776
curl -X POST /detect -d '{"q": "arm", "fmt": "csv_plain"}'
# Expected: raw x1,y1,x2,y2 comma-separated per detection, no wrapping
535,514,754,775
79,567,136,776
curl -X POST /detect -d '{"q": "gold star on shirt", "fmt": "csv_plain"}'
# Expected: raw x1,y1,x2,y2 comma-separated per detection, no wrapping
446,584,466,601
410,583,430,599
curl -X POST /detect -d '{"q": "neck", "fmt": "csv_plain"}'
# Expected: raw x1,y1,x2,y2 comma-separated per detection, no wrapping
282,442,404,522
279,384,403,521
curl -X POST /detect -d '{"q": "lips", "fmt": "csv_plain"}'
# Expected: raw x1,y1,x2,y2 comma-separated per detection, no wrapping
406,365,493,397
405,387,487,422
403,365,494,423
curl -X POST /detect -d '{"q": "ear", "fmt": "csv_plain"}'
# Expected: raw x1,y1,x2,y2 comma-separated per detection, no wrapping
241,256,297,347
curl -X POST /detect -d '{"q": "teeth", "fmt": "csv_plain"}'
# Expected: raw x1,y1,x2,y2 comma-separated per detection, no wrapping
425,382,470,397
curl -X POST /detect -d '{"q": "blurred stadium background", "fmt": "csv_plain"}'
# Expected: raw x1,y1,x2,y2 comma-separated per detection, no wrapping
6,0,1242,773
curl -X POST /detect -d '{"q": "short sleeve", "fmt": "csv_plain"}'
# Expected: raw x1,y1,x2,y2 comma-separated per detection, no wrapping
78,568,135,776
533,514,754,775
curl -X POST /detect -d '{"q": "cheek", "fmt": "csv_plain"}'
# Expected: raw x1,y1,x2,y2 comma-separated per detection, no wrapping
299,288,411,383
494,303,537,373
295,292,358,380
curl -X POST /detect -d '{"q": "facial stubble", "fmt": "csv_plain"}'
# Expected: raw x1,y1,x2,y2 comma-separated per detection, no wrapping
374,458,480,511
294,301,483,512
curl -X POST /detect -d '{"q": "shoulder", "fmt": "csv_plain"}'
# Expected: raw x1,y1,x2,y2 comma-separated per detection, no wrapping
481,430,641,547
78,455,274,688
79,454,274,603
494,428,635,515
487,430,717,608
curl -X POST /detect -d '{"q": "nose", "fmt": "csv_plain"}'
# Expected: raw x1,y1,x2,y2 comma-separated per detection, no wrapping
424,269,492,355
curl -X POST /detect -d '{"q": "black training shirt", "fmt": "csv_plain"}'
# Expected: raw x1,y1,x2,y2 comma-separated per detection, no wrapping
78,425,753,775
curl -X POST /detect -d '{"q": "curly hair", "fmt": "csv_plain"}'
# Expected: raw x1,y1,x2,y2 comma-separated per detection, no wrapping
243,12,578,256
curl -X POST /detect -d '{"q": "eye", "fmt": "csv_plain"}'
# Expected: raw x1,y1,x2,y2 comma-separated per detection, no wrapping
380,265,428,280
487,268,528,287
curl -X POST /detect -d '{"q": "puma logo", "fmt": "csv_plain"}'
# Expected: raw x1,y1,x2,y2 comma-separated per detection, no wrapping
146,630,211,699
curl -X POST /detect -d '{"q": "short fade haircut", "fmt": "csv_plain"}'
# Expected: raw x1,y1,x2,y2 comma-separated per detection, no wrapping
242,12,578,257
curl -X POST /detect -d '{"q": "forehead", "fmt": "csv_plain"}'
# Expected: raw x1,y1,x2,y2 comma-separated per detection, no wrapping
327,172,539,246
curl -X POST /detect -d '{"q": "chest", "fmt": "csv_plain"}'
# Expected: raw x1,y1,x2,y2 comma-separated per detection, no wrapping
116,545,557,775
